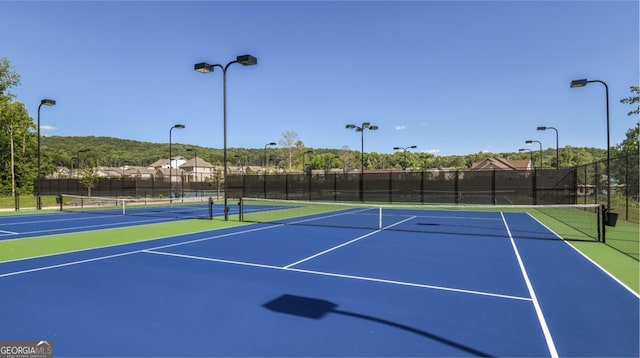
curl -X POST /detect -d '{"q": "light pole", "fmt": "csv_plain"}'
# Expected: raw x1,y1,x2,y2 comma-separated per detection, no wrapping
77,149,91,173
570,78,611,212
37,98,56,210
169,124,185,198
302,150,313,173
263,142,276,171
346,122,379,202
537,126,559,169
194,54,258,220
518,148,534,167
393,145,417,170
525,140,543,170
186,148,198,182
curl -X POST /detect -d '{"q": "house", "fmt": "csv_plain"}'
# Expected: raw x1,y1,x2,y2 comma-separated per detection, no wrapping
179,157,216,182
470,158,532,171
155,168,186,182
149,156,187,170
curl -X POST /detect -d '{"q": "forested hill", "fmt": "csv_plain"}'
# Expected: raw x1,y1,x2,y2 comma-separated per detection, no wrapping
41,135,608,170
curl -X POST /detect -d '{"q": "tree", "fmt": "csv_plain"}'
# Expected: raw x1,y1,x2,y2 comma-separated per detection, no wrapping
620,85,639,117
278,130,300,170
615,86,640,156
0,60,37,195
0,58,20,96
78,167,99,196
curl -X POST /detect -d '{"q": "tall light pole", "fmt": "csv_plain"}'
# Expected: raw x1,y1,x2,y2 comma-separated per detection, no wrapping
186,148,198,182
169,124,185,198
537,126,559,169
194,54,258,220
570,78,611,212
346,122,379,202
525,140,543,170
77,148,91,173
263,142,276,171
37,98,56,210
393,145,417,170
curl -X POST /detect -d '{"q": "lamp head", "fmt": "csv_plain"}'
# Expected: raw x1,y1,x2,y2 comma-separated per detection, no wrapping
268,142,276,146
41,99,56,106
409,145,417,149
369,125,379,131
237,55,258,66
525,140,533,144
393,147,401,150
570,79,588,88
518,148,529,152
173,124,185,129
194,62,215,73
346,124,356,129
537,126,547,131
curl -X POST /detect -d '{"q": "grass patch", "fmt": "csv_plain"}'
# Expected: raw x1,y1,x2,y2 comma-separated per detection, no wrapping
0,218,245,263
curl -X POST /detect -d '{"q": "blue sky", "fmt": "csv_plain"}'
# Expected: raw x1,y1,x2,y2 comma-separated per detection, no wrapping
2,1,638,155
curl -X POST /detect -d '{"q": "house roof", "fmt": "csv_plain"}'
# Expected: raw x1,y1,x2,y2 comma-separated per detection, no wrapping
180,157,215,168
470,158,531,170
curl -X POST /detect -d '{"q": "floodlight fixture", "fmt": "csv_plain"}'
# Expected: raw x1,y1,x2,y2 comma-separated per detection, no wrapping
570,79,588,88
193,54,258,220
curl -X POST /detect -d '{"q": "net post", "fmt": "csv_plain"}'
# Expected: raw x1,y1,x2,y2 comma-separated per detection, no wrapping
239,197,244,222
601,204,606,244
379,207,382,230
121,199,126,215
208,197,214,220
57,195,62,211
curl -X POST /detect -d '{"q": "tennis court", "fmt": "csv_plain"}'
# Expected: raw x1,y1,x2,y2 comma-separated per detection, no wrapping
0,199,638,357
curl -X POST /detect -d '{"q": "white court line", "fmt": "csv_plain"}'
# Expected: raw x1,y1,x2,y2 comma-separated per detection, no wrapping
0,217,171,243
284,230,381,268
0,222,283,266
144,249,532,301
286,207,373,225
0,214,119,227
523,212,640,299
0,250,143,278
0,230,18,235
500,212,559,358
283,214,418,268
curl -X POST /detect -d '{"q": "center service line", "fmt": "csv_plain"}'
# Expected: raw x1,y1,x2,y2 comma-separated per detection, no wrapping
500,212,559,358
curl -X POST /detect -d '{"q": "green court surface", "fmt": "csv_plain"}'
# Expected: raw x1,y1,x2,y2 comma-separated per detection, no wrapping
0,218,245,263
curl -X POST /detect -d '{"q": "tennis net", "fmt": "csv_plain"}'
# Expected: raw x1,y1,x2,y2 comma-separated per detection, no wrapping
59,194,213,219
239,197,603,241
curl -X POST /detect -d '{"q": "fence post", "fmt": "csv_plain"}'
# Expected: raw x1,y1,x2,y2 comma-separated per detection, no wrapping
454,170,459,204
491,169,496,204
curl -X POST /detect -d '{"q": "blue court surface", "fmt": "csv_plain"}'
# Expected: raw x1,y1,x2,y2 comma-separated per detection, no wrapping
0,208,638,357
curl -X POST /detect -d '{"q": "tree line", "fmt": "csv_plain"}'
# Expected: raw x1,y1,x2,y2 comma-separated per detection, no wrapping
1,56,638,196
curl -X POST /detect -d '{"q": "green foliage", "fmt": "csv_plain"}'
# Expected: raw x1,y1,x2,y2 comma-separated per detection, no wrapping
0,57,20,96
620,85,640,117
613,121,639,157
78,167,99,196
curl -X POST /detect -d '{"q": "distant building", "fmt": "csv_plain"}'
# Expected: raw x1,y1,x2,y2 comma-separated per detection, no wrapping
470,158,532,171
179,157,216,182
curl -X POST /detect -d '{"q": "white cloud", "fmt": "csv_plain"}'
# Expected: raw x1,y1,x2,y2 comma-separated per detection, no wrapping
395,125,406,130
41,125,56,131
422,149,440,155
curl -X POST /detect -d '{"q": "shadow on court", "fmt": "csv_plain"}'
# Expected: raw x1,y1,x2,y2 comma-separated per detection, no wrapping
263,294,493,357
